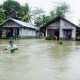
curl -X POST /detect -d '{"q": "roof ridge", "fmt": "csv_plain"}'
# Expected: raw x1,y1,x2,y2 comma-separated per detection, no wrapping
41,16,79,28
0,18,38,30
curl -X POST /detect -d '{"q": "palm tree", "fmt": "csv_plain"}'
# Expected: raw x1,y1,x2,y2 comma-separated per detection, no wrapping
21,3,32,23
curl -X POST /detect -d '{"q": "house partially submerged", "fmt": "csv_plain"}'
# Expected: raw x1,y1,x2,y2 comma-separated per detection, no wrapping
41,16,80,40
0,18,39,39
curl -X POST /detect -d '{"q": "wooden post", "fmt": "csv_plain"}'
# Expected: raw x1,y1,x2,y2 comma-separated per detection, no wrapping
46,28,47,37
13,28,17,39
15,28,17,39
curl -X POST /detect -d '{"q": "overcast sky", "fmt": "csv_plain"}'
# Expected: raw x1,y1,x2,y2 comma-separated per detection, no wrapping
0,0,80,25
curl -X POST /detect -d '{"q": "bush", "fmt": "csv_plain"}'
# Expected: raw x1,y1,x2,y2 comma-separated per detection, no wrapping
1,32,7,39
76,36,80,41
45,36,53,40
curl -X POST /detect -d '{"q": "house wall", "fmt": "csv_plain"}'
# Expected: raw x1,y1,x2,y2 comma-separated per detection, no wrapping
60,19,76,40
1,21,37,38
19,28,36,38
46,20,60,37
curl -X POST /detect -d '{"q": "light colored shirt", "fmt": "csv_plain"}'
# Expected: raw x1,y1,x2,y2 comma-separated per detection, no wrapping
7,44,17,50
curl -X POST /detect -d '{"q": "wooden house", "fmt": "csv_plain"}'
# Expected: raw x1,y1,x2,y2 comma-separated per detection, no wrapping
0,18,39,39
41,16,80,40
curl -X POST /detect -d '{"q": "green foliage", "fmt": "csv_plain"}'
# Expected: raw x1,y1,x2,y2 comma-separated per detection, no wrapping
3,0,21,19
0,8,5,23
34,16,43,26
0,0,32,23
32,2,70,26
43,15,52,24
0,1,70,26
0,18,4,23
1,32,7,39
31,8,45,26
45,36,53,40
50,2,70,18
0,5,2,8
50,11,56,18
76,36,80,41
21,3,31,22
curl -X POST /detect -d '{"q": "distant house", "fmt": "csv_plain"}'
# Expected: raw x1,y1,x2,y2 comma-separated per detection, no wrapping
0,18,39,39
41,16,80,40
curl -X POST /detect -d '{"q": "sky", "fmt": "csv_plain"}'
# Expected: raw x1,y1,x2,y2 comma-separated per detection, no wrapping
0,0,80,25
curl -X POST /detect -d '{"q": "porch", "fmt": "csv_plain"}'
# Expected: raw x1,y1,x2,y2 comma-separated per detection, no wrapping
46,29,74,40
0,27,19,39
47,29,59,40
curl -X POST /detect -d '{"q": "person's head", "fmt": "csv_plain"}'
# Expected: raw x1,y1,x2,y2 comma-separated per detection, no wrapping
9,41,13,45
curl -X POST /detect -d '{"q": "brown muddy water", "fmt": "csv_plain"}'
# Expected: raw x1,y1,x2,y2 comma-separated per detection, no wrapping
0,39,80,80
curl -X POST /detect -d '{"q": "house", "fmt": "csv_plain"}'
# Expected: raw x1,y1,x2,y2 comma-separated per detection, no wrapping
0,18,39,39
40,16,80,40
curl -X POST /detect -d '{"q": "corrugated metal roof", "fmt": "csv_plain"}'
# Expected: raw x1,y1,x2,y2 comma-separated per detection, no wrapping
0,18,39,30
41,16,80,30
10,18,38,30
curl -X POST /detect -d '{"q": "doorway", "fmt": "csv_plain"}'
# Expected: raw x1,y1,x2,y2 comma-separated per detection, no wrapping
54,30,59,40
63,29,72,40
47,29,59,40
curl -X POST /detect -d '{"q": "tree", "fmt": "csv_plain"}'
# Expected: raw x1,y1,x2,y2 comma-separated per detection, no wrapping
43,15,52,24
50,11,56,18
0,5,2,8
33,2,70,26
21,3,31,22
35,15,52,26
3,0,21,19
50,2,70,18
31,7,45,26
0,8,5,23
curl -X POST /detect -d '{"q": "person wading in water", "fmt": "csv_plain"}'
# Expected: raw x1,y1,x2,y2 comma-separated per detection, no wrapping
3,41,18,53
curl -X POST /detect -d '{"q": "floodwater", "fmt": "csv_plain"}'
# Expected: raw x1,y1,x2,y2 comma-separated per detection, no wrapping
0,39,80,80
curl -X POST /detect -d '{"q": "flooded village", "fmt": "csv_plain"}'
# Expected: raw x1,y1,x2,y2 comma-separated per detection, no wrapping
0,0,80,80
